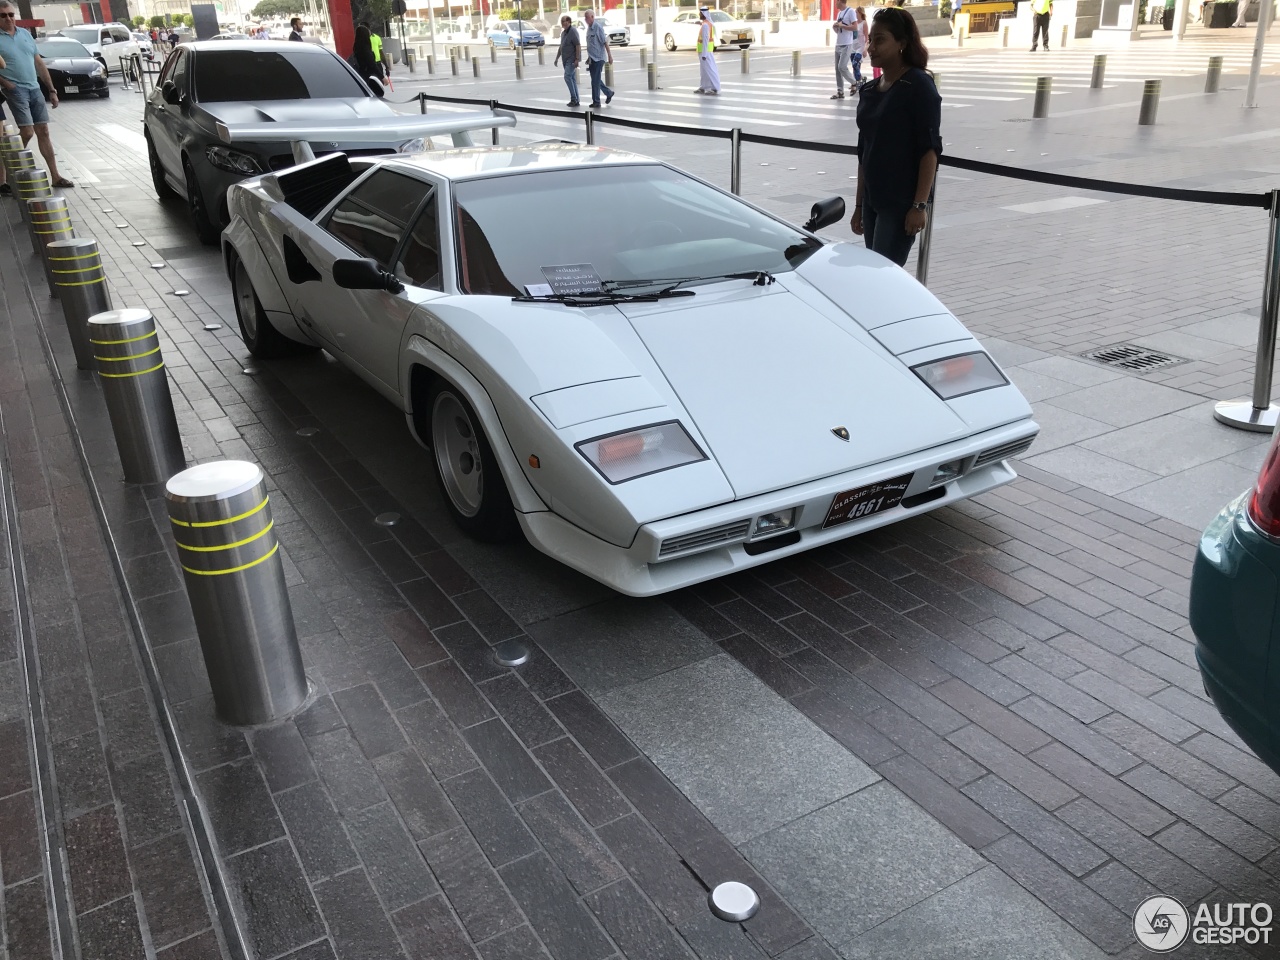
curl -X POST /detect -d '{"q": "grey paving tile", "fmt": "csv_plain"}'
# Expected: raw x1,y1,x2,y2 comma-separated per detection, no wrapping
346,802,439,911
532,737,631,828
474,925,552,960
499,851,614,960
596,813,708,927
392,895,481,960
195,758,285,855
64,807,131,912
963,775,1107,875
545,691,637,771
76,896,146,960
396,698,479,781
1011,696,1140,776
519,790,625,896
527,597,719,695
461,717,552,804
313,868,408,960
334,683,408,760
275,781,360,883
600,655,878,843
742,782,985,944
583,880,697,960
133,832,212,948
841,865,1108,959
304,726,387,815
250,722,318,794
419,660,495,729
1116,461,1259,531
440,767,538,868
157,930,226,960
948,723,1079,809
875,753,1008,850
116,753,183,847
477,674,565,749
2,878,51,960
0,791,41,886
448,538,614,626
419,826,524,942
52,731,112,820
373,749,461,842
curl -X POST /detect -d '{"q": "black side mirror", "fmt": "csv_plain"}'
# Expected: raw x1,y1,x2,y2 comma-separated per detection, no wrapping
160,80,181,104
333,258,403,293
804,196,846,233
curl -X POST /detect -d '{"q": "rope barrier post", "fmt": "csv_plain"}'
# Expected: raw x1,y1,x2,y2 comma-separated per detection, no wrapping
730,127,741,196
165,460,307,726
915,188,937,287
640,46,647,69
473,56,481,77
792,50,801,77
419,91,427,114
606,61,614,88
49,238,109,371
1215,189,1280,433
648,61,657,90
1138,78,1160,125
1091,53,1106,88
13,168,51,224
27,196,74,299
90,308,185,483
1206,54,1223,93
585,109,595,145
1032,76,1051,118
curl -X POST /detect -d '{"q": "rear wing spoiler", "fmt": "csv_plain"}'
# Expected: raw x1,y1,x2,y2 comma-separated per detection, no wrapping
216,109,517,164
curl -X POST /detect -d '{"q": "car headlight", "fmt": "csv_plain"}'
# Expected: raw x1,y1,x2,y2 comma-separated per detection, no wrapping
90,64,105,77
204,145,263,175
911,351,1008,400
577,421,706,483
399,137,429,154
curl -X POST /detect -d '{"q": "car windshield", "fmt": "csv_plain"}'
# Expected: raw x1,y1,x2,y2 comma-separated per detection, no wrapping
59,27,100,44
38,39,91,58
709,11,734,21
454,165,819,296
194,49,366,102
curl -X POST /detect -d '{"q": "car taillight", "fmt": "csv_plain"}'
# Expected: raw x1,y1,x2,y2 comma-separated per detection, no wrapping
1248,429,1280,538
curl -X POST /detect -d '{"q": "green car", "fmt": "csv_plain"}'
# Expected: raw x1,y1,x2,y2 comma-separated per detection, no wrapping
1190,431,1280,774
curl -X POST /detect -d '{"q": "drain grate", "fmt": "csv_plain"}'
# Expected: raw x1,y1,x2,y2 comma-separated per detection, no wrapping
1081,343,1188,372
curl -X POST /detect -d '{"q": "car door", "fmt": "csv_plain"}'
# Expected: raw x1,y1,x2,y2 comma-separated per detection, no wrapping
148,48,188,180
282,168,440,397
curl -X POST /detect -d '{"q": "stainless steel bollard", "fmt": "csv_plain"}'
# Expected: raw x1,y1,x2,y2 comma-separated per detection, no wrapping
791,49,801,76
1033,76,1051,118
463,44,471,61
165,461,307,726
13,168,51,224
1091,54,1106,88
89,308,185,483
490,44,497,62
49,238,110,370
0,133,23,178
825,27,831,45
406,49,415,72
640,47,647,69
585,109,595,144
1206,55,1223,93
606,61,614,88
427,53,435,74
647,61,656,90
473,56,481,77
957,24,964,46
538,45,545,64
742,47,749,73
6,148,36,207
27,196,74,298
450,52,458,75
730,127,741,195
515,56,523,79
1138,78,1160,125
1060,22,1068,47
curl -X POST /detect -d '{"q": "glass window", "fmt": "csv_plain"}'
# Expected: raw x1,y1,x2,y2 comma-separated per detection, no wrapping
453,165,819,297
324,170,431,269
59,26,99,44
37,40,91,59
395,192,441,289
193,49,366,103
110,27,132,42
167,48,189,91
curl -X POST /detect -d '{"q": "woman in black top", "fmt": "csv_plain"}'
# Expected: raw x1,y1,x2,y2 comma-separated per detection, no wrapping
850,7,941,267
352,24,381,86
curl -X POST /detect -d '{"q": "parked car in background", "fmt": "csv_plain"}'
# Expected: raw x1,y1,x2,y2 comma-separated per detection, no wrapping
572,16,630,44
486,21,545,47
144,40,398,244
663,9,753,49
1191,431,1280,777
35,37,109,98
131,31,156,59
54,22,141,71
210,32,253,40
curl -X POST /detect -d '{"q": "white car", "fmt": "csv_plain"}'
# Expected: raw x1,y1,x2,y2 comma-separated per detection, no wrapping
220,126,1037,596
573,17,631,44
55,22,141,70
664,9,753,50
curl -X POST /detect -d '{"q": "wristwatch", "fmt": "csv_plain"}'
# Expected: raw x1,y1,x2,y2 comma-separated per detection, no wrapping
911,201,928,211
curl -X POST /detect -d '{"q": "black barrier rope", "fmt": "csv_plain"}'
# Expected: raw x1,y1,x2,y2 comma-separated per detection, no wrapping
401,91,1270,209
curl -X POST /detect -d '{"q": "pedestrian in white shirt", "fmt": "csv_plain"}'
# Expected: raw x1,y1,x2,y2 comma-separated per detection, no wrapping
832,0,857,98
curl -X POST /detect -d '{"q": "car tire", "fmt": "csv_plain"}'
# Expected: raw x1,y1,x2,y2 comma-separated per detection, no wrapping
508,36,516,48
147,134,176,200
664,33,676,50
183,158,219,246
231,254,315,359
427,382,518,542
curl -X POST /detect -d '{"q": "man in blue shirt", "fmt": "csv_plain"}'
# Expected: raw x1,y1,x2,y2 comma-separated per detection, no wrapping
582,9,614,109
0,1,72,191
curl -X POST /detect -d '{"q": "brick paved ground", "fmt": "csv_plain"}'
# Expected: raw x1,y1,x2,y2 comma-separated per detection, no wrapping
5,24,1280,960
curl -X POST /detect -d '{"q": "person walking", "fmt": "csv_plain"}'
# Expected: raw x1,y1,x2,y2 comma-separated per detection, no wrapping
0,2,71,192
850,7,940,267
352,24,382,88
831,0,857,99
289,17,305,40
1030,0,1052,50
554,15,582,106
583,9,614,108
695,6,720,95
1234,0,1249,25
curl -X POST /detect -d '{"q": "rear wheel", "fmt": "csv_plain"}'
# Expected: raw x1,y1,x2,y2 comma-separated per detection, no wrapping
427,383,518,541
664,33,676,50
183,158,219,245
232,255,314,358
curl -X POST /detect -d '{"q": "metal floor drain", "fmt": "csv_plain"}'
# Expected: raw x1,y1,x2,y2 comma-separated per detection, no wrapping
1081,343,1188,372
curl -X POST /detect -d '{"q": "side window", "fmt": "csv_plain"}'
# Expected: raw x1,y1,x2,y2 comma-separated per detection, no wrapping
111,27,131,43
394,191,440,289
167,49,188,92
323,169,430,269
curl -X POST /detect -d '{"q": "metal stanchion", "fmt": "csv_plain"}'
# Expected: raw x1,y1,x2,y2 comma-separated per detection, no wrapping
1138,78,1160,125
28,196,74,298
165,460,307,726
1032,76,1051,118
791,50,801,76
1206,55,1223,93
1091,54,1106,89
473,56,481,77
450,52,458,75
89,309,185,483
49,238,109,371
585,109,595,144
419,92,427,114
490,99,500,146
647,61,656,90
1216,189,1280,432
640,47,647,69
606,61,614,88
13,168,50,224
742,48,749,73
915,191,937,287
730,127,741,195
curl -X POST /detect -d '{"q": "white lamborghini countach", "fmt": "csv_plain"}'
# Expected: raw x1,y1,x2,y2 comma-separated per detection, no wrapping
221,126,1037,596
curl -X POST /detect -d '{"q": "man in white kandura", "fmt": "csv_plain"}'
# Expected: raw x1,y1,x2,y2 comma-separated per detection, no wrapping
695,6,720,95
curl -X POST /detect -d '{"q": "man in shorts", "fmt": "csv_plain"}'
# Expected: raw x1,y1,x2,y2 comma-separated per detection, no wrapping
0,0,72,194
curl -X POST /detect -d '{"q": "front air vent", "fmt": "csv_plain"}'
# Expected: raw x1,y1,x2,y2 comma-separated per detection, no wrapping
975,437,1035,467
1081,343,1188,372
658,519,752,558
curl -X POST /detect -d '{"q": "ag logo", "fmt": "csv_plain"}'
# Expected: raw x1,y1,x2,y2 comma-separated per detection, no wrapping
1134,896,1190,952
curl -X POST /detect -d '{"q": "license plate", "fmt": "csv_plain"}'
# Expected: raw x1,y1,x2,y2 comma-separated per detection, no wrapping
822,473,912,529
65,84,78,93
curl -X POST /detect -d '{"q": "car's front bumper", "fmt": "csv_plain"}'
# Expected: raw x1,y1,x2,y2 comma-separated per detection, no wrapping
51,71,109,96
1191,492,1280,772
519,419,1036,596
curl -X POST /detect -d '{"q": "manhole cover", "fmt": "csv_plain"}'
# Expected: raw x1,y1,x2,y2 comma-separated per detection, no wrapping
1081,343,1187,372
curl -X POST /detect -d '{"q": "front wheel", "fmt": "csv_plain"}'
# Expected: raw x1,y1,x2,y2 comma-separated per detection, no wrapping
428,384,518,542
183,159,219,245
664,33,676,50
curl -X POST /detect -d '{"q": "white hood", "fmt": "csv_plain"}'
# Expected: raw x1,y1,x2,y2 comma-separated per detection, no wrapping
625,290,968,498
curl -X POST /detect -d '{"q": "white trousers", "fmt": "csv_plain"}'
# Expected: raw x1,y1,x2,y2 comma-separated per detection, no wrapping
699,52,721,92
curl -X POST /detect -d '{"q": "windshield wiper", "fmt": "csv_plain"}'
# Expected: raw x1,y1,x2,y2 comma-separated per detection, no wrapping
511,289,694,307
604,271,775,295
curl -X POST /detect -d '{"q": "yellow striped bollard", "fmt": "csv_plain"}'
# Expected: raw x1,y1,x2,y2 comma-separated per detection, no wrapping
48,238,110,369
27,196,75,298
